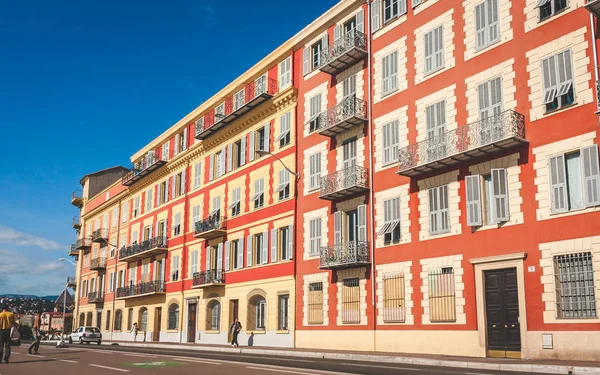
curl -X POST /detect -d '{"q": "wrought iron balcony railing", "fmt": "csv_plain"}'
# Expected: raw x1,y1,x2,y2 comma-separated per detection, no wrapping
319,165,369,201
320,241,370,269
194,216,227,239
72,216,81,229
397,110,526,177
318,96,368,137
195,77,279,140
87,291,104,303
122,152,167,186
318,30,368,75
192,269,225,287
69,244,79,256
91,228,108,243
75,238,91,250
119,236,168,262
71,190,83,207
66,277,77,287
116,280,165,299
90,257,107,270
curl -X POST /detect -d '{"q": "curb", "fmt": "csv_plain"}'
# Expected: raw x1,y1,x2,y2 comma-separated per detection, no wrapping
102,341,600,375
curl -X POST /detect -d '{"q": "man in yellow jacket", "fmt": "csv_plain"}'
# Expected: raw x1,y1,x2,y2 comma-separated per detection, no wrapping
0,305,16,364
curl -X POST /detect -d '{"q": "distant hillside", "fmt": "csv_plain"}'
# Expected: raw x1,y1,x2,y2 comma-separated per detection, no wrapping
0,294,59,301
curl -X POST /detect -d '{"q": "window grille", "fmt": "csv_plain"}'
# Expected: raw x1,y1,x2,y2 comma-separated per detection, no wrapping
383,273,406,322
308,282,324,324
341,278,361,324
554,252,597,319
428,267,456,322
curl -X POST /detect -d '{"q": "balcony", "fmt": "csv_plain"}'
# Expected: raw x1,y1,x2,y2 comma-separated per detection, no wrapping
194,216,227,240
87,291,104,304
195,77,278,140
72,216,81,230
71,190,83,208
318,96,368,137
69,244,79,257
318,30,368,75
397,110,526,177
75,238,91,251
91,228,108,243
586,0,600,18
66,277,76,288
119,236,168,263
319,165,369,201
122,153,167,187
319,241,370,270
90,257,107,271
192,270,225,288
116,280,165,300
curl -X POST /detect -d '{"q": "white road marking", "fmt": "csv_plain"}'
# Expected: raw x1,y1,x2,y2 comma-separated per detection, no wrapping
11,352,20,355
171,357,222,363
347,363,420,371
466,373,490,375
123,353,157,358
26,354,45,358
245,363,353,375
172,358,222,365
246,368,320,375
89,364,130,372
53,358,78,364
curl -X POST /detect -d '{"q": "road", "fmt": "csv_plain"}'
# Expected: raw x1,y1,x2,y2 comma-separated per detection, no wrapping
0,343,555,375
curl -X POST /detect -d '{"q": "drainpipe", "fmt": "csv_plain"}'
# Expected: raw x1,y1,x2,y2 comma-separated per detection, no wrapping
110,197,123,340
293,94,299,349
365,0,377,351
180,158,191,344
590,14,600,116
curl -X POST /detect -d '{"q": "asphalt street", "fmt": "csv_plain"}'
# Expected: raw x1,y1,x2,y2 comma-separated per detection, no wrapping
0,342,559,375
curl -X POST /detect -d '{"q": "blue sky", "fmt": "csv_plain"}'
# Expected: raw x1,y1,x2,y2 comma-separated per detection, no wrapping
0,0,336,296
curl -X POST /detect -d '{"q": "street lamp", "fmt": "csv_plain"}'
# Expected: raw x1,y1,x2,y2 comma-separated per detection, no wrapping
256,150,300,180
57,258,75,348
59,258,76,266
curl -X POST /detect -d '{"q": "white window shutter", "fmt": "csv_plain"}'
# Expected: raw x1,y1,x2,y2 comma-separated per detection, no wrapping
334,211,342,245
321,34,328,65
238,240,244,269
475,2,486,49
465,175,482,226
492,168,509,222
182,127,188,151
271,228,278,263
209,155,214,181
227,144,233,172
205,247,211,272
429,188,439,234
478,81,490,119
241,136,247,165
487,0,499,44
440,185,450,232
372,0,380,33
181,170,186,194
220,147,226,176
174,134,180,155
259,232,267,264
391,52,398,91
286,224,293,260
358,205,367,242
303,47,309,76
264,122,270,152
542,56,558,105
217,243,223,271
225,241,230,271
549,155,568,213
249,131,255,162
582,145,600,207
246,236,253,267
334,25,342,44
356,8,364,34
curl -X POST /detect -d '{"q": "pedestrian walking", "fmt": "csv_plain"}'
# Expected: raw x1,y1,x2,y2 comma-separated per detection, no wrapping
229,318,242,347
0,305,16,364
130,323,139,342
28,325,41,355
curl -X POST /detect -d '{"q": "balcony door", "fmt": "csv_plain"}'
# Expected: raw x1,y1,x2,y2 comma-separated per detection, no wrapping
157,220,165,238
343,138,357,189
342,76,356,100
154,259,164,283
143,226,151,241
346,210,358,249
426,101,447,161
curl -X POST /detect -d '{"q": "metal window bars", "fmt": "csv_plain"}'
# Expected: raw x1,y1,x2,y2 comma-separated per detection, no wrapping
307,282,324,325
341,278,361,324
554,252,597,319
383,273,406,323
428,268,456,322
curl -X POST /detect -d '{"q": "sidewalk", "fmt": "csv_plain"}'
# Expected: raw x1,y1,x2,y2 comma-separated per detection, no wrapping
100,340,600,375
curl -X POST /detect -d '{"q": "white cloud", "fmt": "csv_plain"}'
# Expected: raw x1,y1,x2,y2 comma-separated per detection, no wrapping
0,249,67,275
0,226,63,251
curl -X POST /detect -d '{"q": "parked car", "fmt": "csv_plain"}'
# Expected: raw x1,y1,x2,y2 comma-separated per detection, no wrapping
69,326,102,345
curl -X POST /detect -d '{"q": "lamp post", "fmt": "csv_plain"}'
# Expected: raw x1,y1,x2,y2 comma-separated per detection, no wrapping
57,258,75,348
256,150,300,180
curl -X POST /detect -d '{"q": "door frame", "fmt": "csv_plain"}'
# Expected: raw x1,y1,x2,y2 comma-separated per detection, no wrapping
470,252,528,358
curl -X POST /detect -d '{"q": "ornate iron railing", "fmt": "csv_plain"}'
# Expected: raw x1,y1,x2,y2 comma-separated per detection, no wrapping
72,216,81,228
90,257,107,269
66,277,77,287
116,280,165,299
75,238,91,249
320,241,370,268
122,152,166,185
88,291,104,303
119,236,168,260
194,216,226,235
319,30,367,67
193,269,225,286
69,244,79,254
318,96,367,132
320,165,369,197
398,110,526,173
91,228,108,241
71,190,82,201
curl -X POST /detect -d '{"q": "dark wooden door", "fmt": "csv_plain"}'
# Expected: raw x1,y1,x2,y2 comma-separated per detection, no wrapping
187,303,197,343
485,268,521,358
153,307,161,342
228,300,239,343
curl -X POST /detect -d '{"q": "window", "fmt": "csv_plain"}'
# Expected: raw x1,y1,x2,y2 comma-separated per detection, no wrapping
279,56,291,89
133,197,140,218
554,252,597,319
232,140,243,169
190,250,199,277
120,234,126,248
247,295,266,331
278,295,289,330
127,309,133,331
234,89,245,111
118,270,124,288
277,112,291,148
412,0,422,6
381,51,398,96
254,233,267,265
379,197,401,244
112,208,118,227
114,310,122,331
478,77,503,142
383,274,406,322
158,181,168,205
424,26,444,75
276,170,291,201
256,298,266,330
549,146,600,213
211,196,221,219
382,120,399,165
162,142,169,162
342,75,356,99
309,153,321,191
278,225,293,261
475,0,499,50
105,310,111,331
383,0,403,24
308,94,322,133
171,255,180,281
231,239,243,269
429,267,456,322
428,185,450,235
228,187,241,217
426,101,447,160
122,202,129,223
193,162,202,189
173,213,182,236
256,125,269,154
207,301,221,331
255,75,267,96
309,218,322,257
215,103,225,122
173,170,186,197
142,263,150,282
145,189,153,212
103,213,109,230
132,230,139,244
465,169,509,227
542,49,574,112
192,205,201,230
307,282,324,324
168,304,179,330
311,40,322,70
341,278,360,324
539,0,567,21
252,178,265,209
